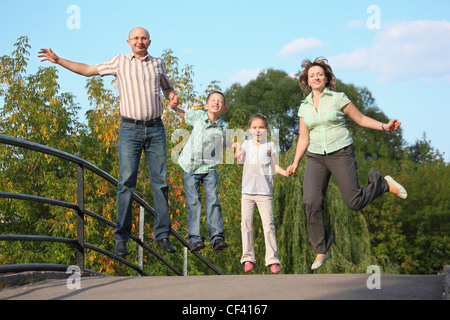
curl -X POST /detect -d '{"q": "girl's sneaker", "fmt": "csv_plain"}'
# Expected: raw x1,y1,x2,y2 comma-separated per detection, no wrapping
270,264,280,273
244,262,253,272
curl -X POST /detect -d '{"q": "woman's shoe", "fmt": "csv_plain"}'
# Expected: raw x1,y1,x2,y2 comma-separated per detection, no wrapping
244,262,253,272
311,252,329,270
385,176,408,199
270,264,280,274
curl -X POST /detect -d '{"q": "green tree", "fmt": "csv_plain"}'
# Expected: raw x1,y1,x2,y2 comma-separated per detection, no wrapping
335,80,405,162
1,36,84,267
362,146,449,274
224,69,303,151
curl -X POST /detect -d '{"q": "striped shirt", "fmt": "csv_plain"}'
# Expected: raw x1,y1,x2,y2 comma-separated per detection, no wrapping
96,52,174,120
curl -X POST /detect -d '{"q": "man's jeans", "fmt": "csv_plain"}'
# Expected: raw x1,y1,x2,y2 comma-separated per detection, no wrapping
184,171,225,246
113,119,171,243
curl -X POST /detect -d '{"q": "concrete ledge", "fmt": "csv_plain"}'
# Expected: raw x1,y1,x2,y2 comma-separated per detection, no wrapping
0,270,104,289
445,265,450,300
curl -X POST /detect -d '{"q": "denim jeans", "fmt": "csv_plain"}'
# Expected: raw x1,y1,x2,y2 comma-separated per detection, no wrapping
113,119,171,243
184,171,225,246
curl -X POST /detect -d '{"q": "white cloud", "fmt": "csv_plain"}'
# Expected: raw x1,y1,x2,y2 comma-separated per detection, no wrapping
228,68,264,86
329,20,450,83
278,37,323,59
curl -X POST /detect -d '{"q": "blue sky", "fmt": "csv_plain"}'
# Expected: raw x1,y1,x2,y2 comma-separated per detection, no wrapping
1,0,449,161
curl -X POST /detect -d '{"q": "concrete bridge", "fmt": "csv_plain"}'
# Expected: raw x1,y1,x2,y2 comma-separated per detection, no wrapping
1,268,448,301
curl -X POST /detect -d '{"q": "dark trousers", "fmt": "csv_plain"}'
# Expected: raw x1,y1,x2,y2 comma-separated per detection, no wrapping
302,145,389,254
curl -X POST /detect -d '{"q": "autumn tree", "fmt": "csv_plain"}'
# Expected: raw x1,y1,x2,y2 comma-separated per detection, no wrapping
0,36,84,267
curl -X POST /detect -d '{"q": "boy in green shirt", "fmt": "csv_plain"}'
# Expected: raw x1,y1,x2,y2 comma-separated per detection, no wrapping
171,92,230,252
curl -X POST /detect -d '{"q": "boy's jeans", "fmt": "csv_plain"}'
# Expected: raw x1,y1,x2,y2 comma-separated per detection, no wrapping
113,119,171,243
184,171,225,246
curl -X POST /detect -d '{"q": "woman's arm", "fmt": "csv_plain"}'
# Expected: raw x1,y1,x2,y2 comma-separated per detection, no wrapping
342,102,401,132
289,118,310,175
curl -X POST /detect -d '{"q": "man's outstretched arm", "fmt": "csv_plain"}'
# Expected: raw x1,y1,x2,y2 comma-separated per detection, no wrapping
38,48,99,77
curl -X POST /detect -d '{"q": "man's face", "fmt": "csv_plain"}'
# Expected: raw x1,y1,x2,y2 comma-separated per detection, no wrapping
127,28,151,57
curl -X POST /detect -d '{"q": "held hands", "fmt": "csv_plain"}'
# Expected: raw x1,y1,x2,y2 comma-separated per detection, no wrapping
169,91,180,108
278,165,297,177
286,164,299,177
38,48,59,63
232,142,298,177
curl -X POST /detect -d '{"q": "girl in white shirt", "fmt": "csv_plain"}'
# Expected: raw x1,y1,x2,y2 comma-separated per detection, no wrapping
235,113,290,273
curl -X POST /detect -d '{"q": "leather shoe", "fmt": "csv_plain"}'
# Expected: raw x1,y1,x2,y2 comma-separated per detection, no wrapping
157,238,176,253
212,239,229,251
190,241,205,252
115,241,128,257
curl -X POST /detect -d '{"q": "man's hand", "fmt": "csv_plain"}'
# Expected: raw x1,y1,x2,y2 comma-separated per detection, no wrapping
169,91,180,108
38,48,59,64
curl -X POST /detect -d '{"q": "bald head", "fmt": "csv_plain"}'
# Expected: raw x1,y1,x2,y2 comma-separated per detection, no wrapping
128,27,150,40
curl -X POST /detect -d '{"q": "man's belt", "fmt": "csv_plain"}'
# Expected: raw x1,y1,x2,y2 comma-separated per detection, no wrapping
121,117,161,126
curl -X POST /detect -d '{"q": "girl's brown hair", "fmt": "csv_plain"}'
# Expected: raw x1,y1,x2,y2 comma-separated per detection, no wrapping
299,57,336,94
248,113,269,128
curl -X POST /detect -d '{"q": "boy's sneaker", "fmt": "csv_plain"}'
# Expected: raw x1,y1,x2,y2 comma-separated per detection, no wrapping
212,239,229,251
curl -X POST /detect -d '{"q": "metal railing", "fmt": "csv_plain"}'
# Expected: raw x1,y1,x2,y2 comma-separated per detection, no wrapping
0,135,223,276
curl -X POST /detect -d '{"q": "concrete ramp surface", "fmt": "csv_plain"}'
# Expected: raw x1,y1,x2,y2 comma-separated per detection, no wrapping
0,273,444,300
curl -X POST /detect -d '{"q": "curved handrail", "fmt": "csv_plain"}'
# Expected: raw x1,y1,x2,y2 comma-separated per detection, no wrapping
0,134,223,276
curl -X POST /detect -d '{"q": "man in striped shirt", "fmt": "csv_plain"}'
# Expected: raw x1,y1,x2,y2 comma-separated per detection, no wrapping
39,27,179,256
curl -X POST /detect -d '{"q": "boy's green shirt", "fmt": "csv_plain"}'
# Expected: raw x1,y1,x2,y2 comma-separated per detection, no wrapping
178,110,229,174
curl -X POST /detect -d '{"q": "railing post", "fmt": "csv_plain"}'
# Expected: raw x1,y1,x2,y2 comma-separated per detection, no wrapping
76,164,85,274
184,247,188,276
138,206,145,273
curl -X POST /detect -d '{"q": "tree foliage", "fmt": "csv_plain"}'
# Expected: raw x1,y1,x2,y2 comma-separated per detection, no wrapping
1,37,448,276
223,69,303,151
